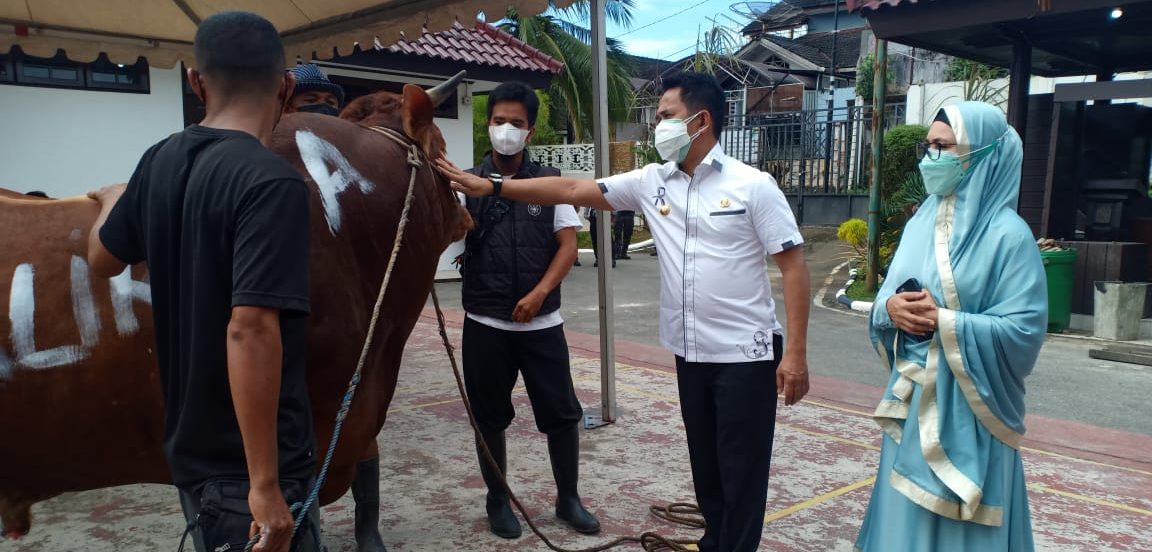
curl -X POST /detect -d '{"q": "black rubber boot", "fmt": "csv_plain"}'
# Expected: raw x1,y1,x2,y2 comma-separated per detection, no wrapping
547,425,601,534
478,431,521,539
351,457,388,552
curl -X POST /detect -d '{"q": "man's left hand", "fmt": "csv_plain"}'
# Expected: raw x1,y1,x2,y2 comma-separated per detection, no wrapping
777,353,810,406
512,290,546,323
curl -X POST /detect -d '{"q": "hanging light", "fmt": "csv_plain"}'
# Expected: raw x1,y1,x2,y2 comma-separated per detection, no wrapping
1110,7,1124,19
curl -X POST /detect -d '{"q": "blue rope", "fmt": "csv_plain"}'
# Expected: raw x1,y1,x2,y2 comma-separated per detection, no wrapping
292,371,360,535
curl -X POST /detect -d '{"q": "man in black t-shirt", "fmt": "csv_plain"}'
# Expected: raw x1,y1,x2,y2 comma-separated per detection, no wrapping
87,12,318,552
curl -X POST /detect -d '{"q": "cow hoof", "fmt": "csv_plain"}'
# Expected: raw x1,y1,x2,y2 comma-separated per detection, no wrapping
356,532,387,552
3,529,28,540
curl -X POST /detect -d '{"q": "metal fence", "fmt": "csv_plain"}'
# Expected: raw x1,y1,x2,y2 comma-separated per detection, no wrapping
722,103,907,194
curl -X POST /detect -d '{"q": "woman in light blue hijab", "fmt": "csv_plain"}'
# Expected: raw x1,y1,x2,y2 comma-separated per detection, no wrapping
854,101,1047,551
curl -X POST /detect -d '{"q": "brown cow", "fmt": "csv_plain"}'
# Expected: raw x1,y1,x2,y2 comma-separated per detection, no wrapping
0,74,472,547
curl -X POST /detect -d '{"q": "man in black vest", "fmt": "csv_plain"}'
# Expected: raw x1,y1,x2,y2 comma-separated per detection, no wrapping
460,81,600,539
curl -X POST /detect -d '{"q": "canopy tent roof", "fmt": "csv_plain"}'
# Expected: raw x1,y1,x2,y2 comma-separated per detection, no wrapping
846,0,1152,77
0,0,576,68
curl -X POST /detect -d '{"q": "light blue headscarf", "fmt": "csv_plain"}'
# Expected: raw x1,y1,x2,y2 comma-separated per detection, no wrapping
868,101,1047,524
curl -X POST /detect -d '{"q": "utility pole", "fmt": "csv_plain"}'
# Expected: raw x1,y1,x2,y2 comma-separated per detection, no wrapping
866,38,888,292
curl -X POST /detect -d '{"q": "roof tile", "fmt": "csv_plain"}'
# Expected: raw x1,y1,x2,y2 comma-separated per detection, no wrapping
376,22,562,74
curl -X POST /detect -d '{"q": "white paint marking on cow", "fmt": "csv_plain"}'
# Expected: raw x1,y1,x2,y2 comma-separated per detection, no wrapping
70,255,101,347
9,263,91,369
295,129,375,235
110,267,152,336
69,228,83,241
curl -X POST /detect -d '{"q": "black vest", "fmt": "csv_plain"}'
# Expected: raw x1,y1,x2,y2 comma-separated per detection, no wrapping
462,154,563,320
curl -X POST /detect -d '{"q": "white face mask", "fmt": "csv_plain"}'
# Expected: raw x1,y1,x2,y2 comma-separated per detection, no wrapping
654,111,707,163
489,123,530,156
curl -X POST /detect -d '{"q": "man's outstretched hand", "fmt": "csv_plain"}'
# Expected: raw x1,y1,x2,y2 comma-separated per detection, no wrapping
436,158,492,197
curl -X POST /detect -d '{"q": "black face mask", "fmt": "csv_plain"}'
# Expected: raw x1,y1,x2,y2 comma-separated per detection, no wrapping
297,103,339,117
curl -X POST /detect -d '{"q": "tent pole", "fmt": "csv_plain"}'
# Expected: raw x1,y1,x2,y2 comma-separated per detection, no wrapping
587,0,617,428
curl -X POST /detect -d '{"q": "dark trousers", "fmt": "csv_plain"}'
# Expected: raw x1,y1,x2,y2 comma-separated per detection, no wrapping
612,211,635,259
178,477,323,552
462,317,583,435
587,214,616,264
675,334,782,552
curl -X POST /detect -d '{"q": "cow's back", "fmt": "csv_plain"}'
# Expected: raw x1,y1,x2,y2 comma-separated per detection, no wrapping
0,195,168,509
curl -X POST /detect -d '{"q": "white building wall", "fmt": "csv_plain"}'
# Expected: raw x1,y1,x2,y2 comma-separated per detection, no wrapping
1,61,475,279
905,71,1152,126
435,86,472,279
0,66,185,197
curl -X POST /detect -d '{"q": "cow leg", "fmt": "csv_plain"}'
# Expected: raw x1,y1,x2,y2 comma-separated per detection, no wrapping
352,447,387,552
0,496,35,539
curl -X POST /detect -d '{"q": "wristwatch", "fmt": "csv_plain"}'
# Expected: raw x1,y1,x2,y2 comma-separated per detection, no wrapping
488,173,503,197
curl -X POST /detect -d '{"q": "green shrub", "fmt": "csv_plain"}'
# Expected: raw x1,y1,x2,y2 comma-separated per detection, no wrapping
878,171,928,275
881,124,929,199
837,218,868,257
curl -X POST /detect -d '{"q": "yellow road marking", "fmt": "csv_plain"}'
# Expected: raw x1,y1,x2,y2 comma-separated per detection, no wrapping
1028,483,1152,517
1020,446,1152,477
388,398,461,413
764,477,876,523
777,423,880,452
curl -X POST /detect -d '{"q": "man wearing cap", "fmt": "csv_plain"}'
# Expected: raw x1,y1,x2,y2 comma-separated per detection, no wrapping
284,63,345,117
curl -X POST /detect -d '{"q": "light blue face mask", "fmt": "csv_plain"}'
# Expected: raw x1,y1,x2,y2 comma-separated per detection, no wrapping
919,136,1002,196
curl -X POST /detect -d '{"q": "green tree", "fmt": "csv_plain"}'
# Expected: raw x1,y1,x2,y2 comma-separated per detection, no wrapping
500,0,636,142
856,53,894,102
944,58,1007,82
945,58,1009,105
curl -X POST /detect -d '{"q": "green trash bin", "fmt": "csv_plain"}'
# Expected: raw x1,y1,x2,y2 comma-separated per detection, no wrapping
1041,248,1077,333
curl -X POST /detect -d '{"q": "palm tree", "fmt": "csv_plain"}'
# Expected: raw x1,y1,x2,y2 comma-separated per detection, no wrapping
500,0,636,142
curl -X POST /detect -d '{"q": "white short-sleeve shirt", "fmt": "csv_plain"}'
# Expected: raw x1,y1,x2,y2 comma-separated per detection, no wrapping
460,187,582,332
598,143,803,363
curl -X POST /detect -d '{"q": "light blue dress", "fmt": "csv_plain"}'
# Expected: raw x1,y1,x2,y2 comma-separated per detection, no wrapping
855,102,1047,552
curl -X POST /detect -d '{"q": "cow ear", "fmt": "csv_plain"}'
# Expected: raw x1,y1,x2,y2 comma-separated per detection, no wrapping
402,84,434,140
402,83,446,158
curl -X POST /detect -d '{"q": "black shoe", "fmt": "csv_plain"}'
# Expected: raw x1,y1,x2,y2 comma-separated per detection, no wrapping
351,457,388,552
593,261,598,267
477,431,522,539
573,259,582,267
547,426,601,535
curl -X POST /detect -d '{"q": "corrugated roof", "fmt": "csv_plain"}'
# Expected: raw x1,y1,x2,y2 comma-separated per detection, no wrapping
758,27,864,70
380,22,563,74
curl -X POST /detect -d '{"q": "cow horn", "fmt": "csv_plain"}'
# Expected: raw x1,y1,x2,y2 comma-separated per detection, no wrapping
426,70,467,107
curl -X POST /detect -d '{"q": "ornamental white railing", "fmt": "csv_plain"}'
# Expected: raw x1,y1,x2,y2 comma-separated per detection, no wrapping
528,144,597,172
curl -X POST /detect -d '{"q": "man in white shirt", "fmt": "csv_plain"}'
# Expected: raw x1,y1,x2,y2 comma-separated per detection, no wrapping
458,81,600,539
440,72,810,552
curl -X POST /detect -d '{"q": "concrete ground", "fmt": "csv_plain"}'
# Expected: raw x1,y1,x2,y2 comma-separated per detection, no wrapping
7,227,1151,551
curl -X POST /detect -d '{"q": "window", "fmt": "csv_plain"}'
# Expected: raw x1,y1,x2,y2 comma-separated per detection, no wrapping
0,55,13,83
0,47,149,93
726,89,747,121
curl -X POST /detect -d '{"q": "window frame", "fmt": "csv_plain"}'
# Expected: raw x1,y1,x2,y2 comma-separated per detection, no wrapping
0,47,150,94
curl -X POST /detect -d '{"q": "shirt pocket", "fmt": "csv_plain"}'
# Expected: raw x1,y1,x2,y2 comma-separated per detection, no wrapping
708,209,747,217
